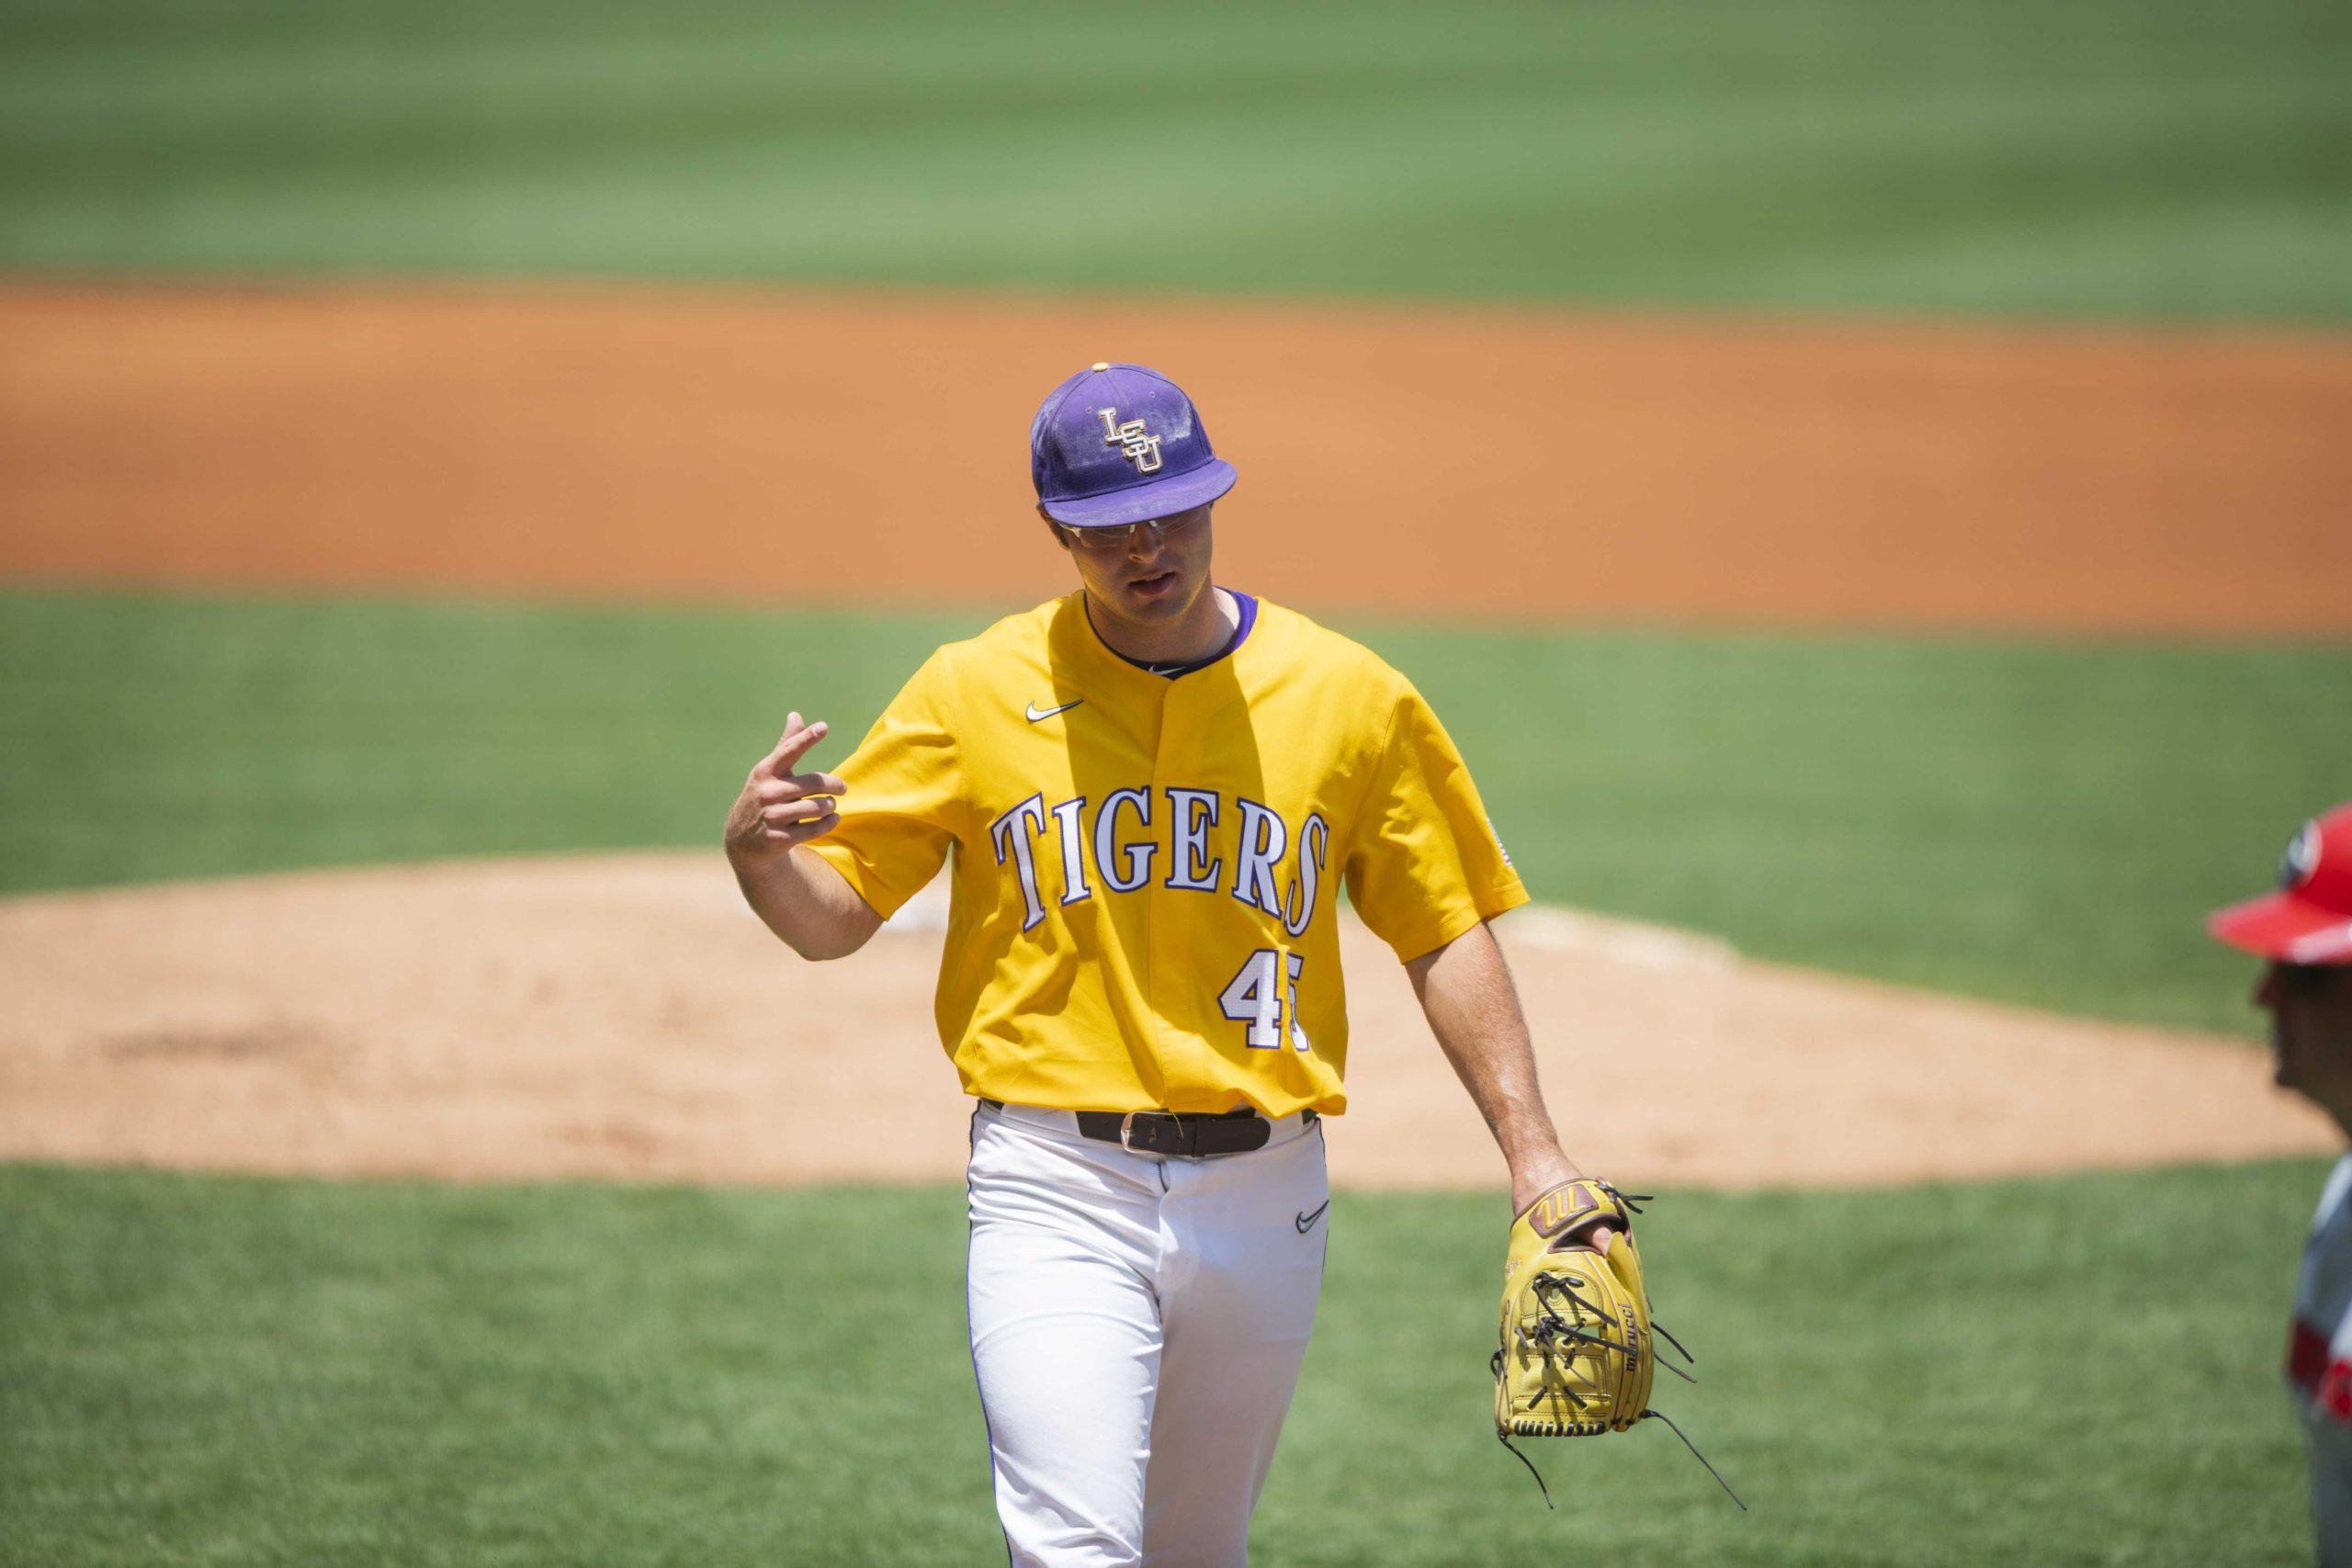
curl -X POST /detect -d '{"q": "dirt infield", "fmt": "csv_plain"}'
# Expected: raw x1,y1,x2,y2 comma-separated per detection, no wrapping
3,281,2348,634
2,282,2342,1190
0,853,2327,1191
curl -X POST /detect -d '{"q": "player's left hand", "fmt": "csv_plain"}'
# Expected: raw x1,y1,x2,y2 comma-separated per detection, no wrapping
1496,1179,1655,1438
1490,1179,1741,1508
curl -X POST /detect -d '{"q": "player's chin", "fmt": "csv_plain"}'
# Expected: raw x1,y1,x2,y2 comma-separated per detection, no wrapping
2272,1031,2301,1090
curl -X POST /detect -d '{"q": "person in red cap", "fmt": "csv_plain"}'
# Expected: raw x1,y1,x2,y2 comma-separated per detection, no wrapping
2209,802,2352,1565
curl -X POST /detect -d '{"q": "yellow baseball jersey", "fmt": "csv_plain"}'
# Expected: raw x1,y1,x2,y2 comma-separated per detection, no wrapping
804,591,1526,1116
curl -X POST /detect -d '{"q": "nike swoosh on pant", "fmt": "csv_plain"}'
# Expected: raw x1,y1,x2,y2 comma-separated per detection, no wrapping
1295,1201,1330,1234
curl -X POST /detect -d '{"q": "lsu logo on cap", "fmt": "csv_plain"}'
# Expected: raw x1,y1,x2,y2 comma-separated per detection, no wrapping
1096,408,1163,474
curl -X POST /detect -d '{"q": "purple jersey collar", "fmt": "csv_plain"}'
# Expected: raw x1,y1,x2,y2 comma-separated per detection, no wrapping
1087,589,1258,679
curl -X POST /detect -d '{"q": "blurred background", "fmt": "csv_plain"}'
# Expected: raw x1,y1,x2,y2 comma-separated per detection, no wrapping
3,2,2349,1563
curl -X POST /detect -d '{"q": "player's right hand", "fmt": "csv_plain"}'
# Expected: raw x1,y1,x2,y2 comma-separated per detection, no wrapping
724,711,848,861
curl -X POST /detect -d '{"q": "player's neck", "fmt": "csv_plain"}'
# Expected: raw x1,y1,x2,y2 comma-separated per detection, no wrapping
1085,586,1236,669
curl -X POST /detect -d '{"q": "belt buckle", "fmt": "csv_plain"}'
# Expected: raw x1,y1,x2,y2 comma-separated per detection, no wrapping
1119,1111,1188,1156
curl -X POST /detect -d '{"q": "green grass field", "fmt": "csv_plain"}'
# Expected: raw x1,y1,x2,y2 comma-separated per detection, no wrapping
5,588,2345,1036
2,0,2346,321
0,1159,2321,1568
5,5,2346,1561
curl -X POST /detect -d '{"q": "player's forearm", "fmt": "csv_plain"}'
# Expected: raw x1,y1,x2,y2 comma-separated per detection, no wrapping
1406,920,1582,1209
729,845,879,961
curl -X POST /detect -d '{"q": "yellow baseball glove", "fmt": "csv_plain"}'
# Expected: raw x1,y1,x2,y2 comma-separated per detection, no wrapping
1491,1179,1741,1508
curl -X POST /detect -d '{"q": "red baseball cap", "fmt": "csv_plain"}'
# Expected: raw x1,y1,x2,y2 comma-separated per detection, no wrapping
2208,803,2352,964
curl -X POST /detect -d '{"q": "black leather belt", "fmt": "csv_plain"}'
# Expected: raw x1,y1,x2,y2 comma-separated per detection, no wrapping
985,1100,1310,1157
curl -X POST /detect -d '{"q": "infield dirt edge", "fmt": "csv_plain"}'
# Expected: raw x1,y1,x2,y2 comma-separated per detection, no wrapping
0,851,2327,1193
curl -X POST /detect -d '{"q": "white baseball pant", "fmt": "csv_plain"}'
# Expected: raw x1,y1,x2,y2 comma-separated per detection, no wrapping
964,1100,1330,1567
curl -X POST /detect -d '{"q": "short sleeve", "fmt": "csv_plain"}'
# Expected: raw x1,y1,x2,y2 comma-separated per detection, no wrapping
803,649,962,919
1342,677,1529,962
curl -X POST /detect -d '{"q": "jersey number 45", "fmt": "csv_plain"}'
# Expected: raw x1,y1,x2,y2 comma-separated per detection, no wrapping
1220,948,1309,1053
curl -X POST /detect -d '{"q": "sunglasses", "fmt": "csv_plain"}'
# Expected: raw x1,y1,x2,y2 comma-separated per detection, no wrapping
1057,509,1206,554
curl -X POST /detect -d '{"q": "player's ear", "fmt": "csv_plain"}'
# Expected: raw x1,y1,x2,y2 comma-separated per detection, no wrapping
1039,506,1069,550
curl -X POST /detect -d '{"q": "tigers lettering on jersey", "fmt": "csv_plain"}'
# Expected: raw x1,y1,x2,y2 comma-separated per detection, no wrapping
990,787,1327,935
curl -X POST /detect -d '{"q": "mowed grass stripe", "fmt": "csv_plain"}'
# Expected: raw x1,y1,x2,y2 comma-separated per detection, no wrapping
6,589,2346,1035
0,0,2345,320
0,1159,2321,1567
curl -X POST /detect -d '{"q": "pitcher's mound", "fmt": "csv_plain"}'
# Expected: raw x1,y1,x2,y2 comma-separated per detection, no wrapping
0,852,2327,1190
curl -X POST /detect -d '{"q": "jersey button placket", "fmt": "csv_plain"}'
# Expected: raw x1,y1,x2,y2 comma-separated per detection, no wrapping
1151,675,1209,1100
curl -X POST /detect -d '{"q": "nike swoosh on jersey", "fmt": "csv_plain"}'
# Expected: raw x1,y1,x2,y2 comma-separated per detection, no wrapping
1024,698,1085,722
1295,1200,1330,1235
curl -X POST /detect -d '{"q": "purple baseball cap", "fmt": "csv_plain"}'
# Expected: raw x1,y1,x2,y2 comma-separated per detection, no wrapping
1029,362,1238,527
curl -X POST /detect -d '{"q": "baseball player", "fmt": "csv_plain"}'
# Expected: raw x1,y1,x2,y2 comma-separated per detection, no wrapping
724,363,1610,1566
2208,802,2352,1566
